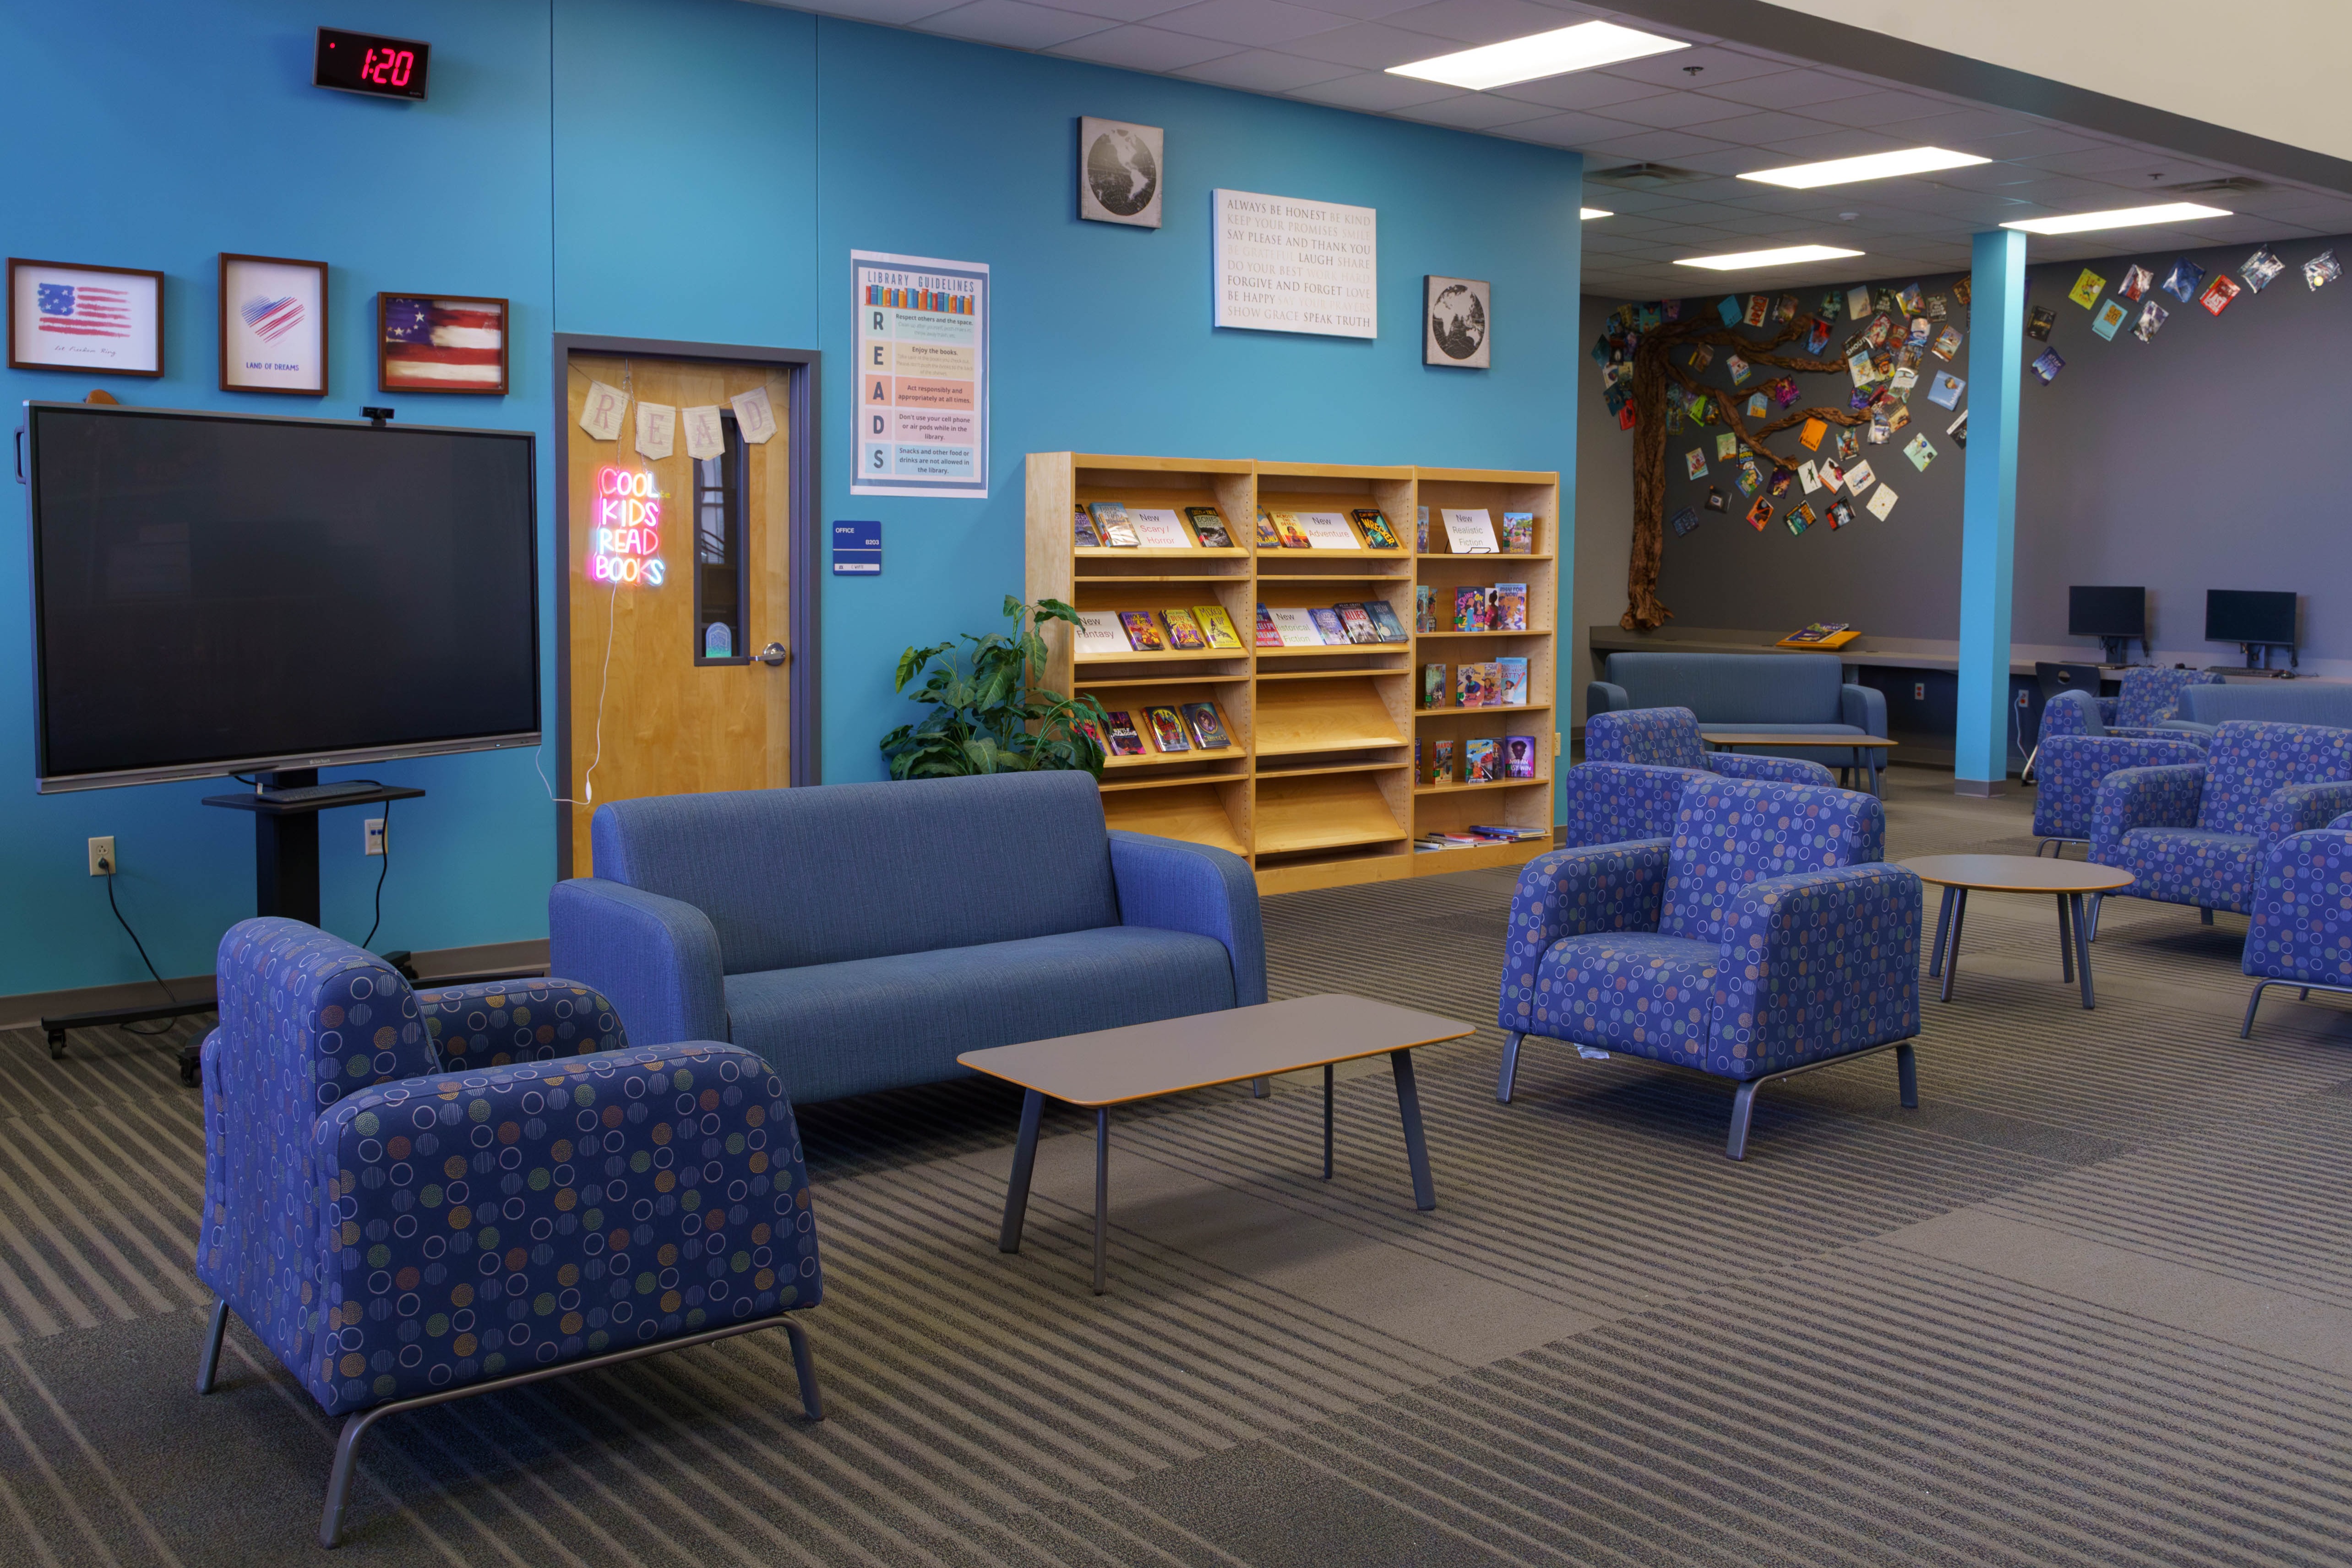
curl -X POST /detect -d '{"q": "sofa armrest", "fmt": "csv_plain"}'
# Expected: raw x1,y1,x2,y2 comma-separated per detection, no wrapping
306,1040,819,1413
1108,830,1267,1008
548,879,728,1047
1498,841,1669,1033
1584,680,1629,719
1710,863,1921,1075
2245,827,2352,980
1561,761,1693,848
1706,751,1835,787
414,978,630,1072
1839,682,1888,739
2259,781,2352,848
2090,763,2206,862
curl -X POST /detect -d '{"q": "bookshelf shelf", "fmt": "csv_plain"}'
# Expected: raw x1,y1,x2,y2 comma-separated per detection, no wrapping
1028,452,1558,894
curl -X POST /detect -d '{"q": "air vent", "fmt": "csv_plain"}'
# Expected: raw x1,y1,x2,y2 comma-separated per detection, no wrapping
2163,176,2268,195
1587,162,1715,189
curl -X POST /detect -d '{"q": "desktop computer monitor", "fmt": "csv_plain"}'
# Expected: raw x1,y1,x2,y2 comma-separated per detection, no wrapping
2068,585,2145,663
2206,589,2298,667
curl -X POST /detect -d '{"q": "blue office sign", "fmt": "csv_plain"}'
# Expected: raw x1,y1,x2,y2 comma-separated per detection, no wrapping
832,518,882,575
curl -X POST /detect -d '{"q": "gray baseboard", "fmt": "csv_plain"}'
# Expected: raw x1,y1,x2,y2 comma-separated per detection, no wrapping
0,938,551,1030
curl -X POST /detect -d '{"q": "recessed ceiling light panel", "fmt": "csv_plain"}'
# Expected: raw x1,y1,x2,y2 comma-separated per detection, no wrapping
1740,147,1990,189
1387,22,1688,91
1999,201,2231,235
1580,208,1613,220
1673,245,1865,271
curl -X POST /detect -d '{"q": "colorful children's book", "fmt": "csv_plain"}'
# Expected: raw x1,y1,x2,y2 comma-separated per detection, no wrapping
1273,512,1315,550
1184,506,1234,548
1502,512,1535,553
1268,606,1323,647
1182,702,1230,750
1074,611,1128,656
1423,663,1446,709
1415,506,1429,552
1454,585,1487,632
1160,608,1208,650
1503,735,1539,779
1455,664,1485,708
1254,509,1282,548
1352,508,1402,550
1307,606,1351,645
1465,738,1500,784
1497,656,1528,706
1493,584,1527,632
1073,506,1101,548
1414,584,1438,633
1143,707,1190,753
1254,604,1283,647
1089,501,1141,548
1117,610,1165,651
1194,605,1243,649
1102,711,1145,756
1430,739,1456,784
1365,601,1410,642
1334,602,1381,644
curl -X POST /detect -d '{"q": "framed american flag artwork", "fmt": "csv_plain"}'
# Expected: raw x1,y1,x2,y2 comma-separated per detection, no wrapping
219,253,328,394
8,258,165,376
376,292,507,394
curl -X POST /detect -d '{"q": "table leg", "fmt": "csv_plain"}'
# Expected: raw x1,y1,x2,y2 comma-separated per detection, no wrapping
1939,889,1968,1003
2072,892,2096,1010
1323,1062,1334,1181
1388,1049,1436,1211
2056,893,2074,984
1093,1108,1109,1295
998,1089,1044,1253
1929,886,1955,978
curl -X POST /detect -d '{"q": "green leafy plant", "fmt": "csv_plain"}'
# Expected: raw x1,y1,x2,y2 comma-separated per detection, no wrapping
880,595,1111,779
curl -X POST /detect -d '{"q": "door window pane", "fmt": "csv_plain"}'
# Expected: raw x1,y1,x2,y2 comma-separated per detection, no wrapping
693,412,748,663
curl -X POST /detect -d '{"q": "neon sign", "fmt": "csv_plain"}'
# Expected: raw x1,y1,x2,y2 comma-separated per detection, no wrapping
588,467,665,586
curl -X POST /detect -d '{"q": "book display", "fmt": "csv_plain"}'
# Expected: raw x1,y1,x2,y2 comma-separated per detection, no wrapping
1029,452,1556,893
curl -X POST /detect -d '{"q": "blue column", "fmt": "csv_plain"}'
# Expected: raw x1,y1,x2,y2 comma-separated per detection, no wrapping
1955,229,2026,795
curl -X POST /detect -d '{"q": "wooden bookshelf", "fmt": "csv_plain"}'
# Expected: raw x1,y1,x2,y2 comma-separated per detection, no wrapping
1027,453,1558,894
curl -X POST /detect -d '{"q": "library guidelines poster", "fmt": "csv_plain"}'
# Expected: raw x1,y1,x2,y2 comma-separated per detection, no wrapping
853,250,989,499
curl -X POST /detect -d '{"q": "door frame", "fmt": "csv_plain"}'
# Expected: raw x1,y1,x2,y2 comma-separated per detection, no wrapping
550,333,822,879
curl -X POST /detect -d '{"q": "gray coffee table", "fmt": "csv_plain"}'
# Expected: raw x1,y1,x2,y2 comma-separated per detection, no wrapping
958,994,1474,1293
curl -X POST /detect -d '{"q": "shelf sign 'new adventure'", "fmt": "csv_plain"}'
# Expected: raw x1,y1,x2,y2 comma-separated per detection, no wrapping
1212,189,1377,340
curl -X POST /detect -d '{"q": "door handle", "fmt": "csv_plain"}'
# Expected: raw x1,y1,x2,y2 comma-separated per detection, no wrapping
757,642,788,667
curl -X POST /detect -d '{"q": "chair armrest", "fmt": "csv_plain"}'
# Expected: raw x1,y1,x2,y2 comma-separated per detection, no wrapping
1108,830,1268,1009
2246,828,2352,980
1499,841,1669,1032
307,1040,819,1413
2160,719,2217,738
1839,683,1888,739
2103,724,2195,743
1584,681,1629,719
2259,781,2352,848
2331,812,2352,832
2090,763,2205,861
2096,697,2120,725
1561,761,1693,848
2036,690,2099,740
1710,864,1921,1074
548,879,728,1047
414,979,630,1072
1706,751,1835,787
2031,735,2208,838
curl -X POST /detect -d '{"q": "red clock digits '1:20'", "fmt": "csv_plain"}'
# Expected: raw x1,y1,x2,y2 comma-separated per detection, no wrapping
361,48,415,87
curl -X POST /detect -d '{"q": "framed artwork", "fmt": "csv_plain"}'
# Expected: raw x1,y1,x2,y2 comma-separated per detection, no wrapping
1077,117,1162,229
8,258,164,376
1425,275,1490,368
377,292,508,393
219,252,328,394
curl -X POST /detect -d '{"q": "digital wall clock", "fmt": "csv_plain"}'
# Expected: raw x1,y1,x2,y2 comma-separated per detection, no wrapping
313,27,430,101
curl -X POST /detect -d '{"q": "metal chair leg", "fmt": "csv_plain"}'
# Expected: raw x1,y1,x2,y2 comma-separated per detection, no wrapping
2301,987,2310,1001
1726,1080,1760,1161
2200,906,2215,925
1895,1042,1918,1109
196,1298,229,1395
783,1319,824,1421
321,1407,385,1548
2086,892,2102,942
1250,1077,1269,1098
2056,893,2074,984
2241,980,2270,1039
1929,885,1955,978
1497,1030,1523,1104
1938,889,1968,1002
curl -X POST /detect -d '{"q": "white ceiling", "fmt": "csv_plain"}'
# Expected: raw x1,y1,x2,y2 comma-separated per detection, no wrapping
758,0,2352,298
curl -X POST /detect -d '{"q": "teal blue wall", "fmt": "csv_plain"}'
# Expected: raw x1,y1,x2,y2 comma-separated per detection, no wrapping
0,0,1581,997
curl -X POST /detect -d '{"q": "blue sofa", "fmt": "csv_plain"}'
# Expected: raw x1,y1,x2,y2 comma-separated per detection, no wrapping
549,771,1266,1105
1586,652,1888,788
2167,679,2352,737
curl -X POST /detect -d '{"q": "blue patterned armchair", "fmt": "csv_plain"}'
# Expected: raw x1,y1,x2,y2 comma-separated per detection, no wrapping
2091,721,2352,924
1563,709,1833,849
2032,733,2208,854
2240,811,2352,1035
1497,776,1922,1159
195,919,824,1547
2040,667,2223,743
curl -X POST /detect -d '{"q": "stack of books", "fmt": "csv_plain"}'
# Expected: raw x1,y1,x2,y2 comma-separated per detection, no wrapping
1423,658,1530,708
1074,501,1236,550
1256,600,1410,646
1252,507,1405,550
1074,605,1247,654
1415,824,1546,852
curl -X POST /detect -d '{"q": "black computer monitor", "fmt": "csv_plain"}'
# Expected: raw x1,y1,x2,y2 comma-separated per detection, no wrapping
2206,589,2298,669
2068,585,2145,663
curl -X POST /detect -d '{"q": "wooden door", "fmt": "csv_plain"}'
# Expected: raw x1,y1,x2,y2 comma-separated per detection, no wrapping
565,354,791,875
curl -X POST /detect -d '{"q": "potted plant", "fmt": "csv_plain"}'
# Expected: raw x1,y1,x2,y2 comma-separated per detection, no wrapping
880,595,1111,779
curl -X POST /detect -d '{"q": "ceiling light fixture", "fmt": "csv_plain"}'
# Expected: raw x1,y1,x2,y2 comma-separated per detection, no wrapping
1387,21,1688,91
1999,201,2231,234
1580,207,1613,219
1740,147,1990,189
1673,244,1865,271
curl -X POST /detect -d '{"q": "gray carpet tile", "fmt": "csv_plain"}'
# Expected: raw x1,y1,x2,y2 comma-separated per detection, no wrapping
2,770,2349,1563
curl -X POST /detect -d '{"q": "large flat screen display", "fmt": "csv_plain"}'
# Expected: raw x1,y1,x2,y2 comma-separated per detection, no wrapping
26,403,538,791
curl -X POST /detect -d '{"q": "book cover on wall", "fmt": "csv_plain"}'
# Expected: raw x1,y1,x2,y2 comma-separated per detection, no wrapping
1073,506,1101,548
1182,702,1230,750
1441,508,1500,553
1497,656,1528,706
2161,258,2205,303
1414,584,1437,632
1272,512,1314,550
1089,501,1141,548
1102,711,1146,755
1075,611,1128,656
1423,663,1445,708
1127,507,1194,548
1183,506,1234,548
1268,606,1322,646
1295,511,1361,550
1351,508,1402,550
1501,512,1535,553
1254,509,1282,548
2198,274,2240,316
1308,606,1350,645
1671,506,1700,537
1117,610,1165,651
1365,600,1409,642
1431,738,1456,784
1254,604,1283,647
1453,585,1486,632
1493,584,1527,631
1745,496,1773,531
1504,735,1539,779
1465,738,1500,783
1194,605,1242,648
1161,607,1209,649
2090,299,2128,340
1335,602,1381,644
1144,707,1190,752
2117,264,2153,301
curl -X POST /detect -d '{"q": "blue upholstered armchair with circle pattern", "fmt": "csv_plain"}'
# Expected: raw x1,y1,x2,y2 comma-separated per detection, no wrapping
1564,708,1833,849
2038,668,2224,746
2032,733,2208,854
194,918,825,1547
2241,812,2352,1036
1497,776,1922,1159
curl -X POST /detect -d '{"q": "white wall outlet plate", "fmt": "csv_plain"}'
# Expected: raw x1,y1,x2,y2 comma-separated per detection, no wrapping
364,818,387,857
88,836,115,876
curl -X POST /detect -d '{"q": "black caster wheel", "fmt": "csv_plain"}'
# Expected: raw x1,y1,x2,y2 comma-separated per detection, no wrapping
178,1045,202,1087
47,1033,66,1062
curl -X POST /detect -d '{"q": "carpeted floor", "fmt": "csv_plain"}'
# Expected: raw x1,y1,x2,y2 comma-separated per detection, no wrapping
4,769,2351,1565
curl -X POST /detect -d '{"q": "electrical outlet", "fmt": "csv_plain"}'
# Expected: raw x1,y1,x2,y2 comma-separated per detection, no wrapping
88,835,115,876
2017,691,2031,708
1912,682,1924,701
364,818,387,857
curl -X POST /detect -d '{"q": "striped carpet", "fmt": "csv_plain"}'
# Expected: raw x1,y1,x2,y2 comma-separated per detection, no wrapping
4,771,2351,1564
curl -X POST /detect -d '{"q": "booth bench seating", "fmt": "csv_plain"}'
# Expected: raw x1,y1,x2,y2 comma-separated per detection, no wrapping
550,771,1267,1106
2167,679,2352,737
1586,652,1889,789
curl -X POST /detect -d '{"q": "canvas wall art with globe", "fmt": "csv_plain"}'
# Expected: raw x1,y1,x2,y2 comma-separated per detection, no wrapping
1077,116,1163,229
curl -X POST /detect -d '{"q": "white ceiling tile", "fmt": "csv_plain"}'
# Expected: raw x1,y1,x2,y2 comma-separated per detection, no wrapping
786,0,964,22
1282,0,1432,15
1394,92,1560,129
1597,44,1790,88
1047,24,1247,68
1144,0,1362,47
920,0,1109,48
1483,70,1673,112
1583,91,1771,131
1693,68,1878,112
1170,50,1359,89
1485,108,1644,147
1867,107,2050,147
1278,19,1466,67
1962,127,2108,162
1285,71,1469,110
1655,146,1775,176
1800,89,1971,129
1013,0,1172,17
1681,109,1846,147
1375,0,1601,45
1577,128,1740,161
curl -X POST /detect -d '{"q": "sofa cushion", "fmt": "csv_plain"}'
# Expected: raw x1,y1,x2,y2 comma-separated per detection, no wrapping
2113,827,2259,912
1604,652,1844,725
723,926,1236,1104
1530,932,1721,1069
2178,682,2352,730
591,772,1122,976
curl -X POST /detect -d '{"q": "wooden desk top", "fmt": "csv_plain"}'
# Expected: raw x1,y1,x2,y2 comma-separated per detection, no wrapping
1702,733,1896,749
956,994,1475,1108
1900,854,2135,893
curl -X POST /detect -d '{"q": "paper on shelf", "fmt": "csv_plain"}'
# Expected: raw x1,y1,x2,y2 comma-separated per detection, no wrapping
1126,508,1196,548
1441,508,1500,553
